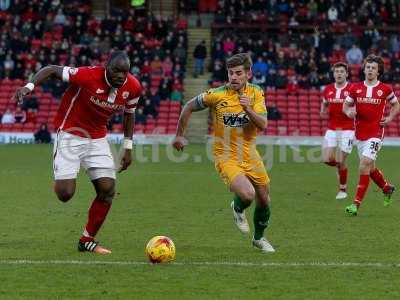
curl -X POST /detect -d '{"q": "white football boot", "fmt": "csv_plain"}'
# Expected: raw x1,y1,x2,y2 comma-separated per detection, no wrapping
335,191,348,200
230,201,250,233
252,237,275,253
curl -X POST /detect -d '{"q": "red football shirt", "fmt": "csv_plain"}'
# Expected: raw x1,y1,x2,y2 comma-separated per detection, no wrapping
322,82,354,130
345,81,398,140
54,66,142,139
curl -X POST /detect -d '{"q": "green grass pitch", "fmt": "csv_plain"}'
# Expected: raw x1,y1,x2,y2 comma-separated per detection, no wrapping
0,144,399,299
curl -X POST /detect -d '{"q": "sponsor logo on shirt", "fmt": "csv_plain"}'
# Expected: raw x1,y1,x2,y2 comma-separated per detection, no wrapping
96,88,105,94
90,96,124,110
328,98,345,103
356,97,382,104
223,112,249,128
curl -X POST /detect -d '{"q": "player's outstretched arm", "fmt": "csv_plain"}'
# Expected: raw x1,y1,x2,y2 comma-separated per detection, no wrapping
381,101,400,127
13,65,64,104
172,96,206,151
119,112,134,173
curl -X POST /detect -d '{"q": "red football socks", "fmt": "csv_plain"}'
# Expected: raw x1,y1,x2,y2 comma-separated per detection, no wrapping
81,197,111,241
370,168,388,190
354,175,370,207
338,167,348,191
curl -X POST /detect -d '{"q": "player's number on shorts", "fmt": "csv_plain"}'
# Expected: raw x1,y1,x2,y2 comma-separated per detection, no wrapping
348,139,353,147
369,141,379,152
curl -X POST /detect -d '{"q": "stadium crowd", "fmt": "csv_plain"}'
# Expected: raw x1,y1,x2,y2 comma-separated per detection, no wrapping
186,0,400,26
0,0,187,130
208,0,400,89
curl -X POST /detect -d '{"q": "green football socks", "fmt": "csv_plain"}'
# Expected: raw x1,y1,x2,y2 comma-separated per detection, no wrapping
253,204,270,240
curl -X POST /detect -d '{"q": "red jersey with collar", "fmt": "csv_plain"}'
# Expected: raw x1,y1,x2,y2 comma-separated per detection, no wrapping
322,82,354,130
345,81,397,140
54,66,141,139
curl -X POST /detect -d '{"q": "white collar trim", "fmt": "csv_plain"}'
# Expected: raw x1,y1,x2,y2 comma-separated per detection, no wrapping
364,80,380,88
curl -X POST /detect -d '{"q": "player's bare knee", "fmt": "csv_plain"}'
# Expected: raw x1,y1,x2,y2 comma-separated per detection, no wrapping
55,189,74,202
359,159,373,173
97,186,115,203
240,188,255,202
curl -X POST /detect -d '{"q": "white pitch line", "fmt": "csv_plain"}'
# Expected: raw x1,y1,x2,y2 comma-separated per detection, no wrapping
0,260,399,268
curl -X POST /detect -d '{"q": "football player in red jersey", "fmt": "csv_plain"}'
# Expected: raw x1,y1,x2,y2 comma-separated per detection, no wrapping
320,62,354,200
343,54,400,215
14,51,142,253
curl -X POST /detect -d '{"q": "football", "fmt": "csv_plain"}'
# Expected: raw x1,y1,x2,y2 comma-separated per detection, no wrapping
145,236,176,263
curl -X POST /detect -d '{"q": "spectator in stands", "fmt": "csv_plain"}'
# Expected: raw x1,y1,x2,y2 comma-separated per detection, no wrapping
22,93,39,112
172,63,185,81
287,76,299,94
143,99,157,118
267,102,282,121
339,28,356,50
14,106,26,123
346,44,363,64
159,82,171,100
275,69,288,89
149,89,161,107
173,42,187,64
54,8,67,25
193,40,207,77
3,54,14,78
150,56,163,76
295,58,310,76
34,123,52,144
327,5,338,22
360,19,380,52
170,89,183,103
211,42,225,61
222,37,235,54
1,109,15,124
211,59,226,84
162,56,174,77
265,68,278,89
252,57,269,77
135,108,146,125
252,71,266,88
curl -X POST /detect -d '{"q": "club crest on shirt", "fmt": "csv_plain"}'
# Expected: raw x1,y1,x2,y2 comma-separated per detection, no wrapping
122,91,129,99
69,68,78,75
377,90,383,96
344,91,349,96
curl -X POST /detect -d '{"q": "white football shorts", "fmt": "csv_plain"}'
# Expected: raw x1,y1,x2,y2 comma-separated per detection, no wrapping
323,129,355,154
356,138,382,161
53,131,116,180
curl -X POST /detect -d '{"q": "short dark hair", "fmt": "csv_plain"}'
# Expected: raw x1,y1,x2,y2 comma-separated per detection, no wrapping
226,53,252,71
363,54,384,75
332,62,348,73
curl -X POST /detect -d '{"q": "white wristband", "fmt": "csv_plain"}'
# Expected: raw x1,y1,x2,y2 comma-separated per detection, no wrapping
123,138,133,149
24,82,35,91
